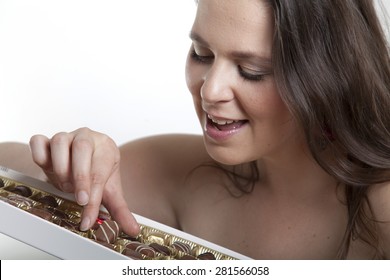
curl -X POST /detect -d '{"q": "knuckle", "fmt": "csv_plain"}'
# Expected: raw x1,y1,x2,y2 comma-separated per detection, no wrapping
100,133,114,146
77,127,92,135
72,138,93,152
73,172,90,184
90,172,105,185
50,132,69,146
100,135,121,162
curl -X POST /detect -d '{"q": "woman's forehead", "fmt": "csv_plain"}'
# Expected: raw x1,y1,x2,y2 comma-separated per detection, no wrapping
192,0,274,57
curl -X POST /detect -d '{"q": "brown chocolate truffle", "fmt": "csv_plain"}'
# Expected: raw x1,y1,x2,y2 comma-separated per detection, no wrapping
9,185,32,197
51,209,69,219
149,243,171,256
126,242,155,258
28,207,52,221
197,252,216,260
95,240,116,250
36,195,58,207
126,241,143,250
178,254,197,260
122,248,144,260
120,234,139,242
39,206,69,219
92,220,121,244
171,241,192,254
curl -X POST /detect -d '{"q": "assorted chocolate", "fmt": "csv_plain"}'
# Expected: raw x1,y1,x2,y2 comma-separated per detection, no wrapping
92,220,121,244
0,175,235,260
8,184,33,197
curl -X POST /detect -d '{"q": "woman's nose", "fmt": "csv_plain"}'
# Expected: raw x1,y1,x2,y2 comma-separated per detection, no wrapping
200,61,234,104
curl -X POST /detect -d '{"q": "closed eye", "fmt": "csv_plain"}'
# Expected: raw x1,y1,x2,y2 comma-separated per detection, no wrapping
190,49,214,64
238,66,267,82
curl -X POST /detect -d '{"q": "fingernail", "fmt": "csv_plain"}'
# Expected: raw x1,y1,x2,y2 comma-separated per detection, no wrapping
76,190,89,206
80,217,90,232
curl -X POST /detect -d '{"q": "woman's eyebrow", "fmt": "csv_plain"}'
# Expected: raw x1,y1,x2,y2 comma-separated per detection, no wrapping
190,31,271,65
230,51,272,65
189,31,210,47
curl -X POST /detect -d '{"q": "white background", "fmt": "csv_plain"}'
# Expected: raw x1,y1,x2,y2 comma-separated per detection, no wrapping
0,0,200,146
0,0,389,259
1,0,390,145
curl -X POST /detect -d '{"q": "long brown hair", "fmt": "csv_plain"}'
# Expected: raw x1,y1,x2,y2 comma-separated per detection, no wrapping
193,0,390,258
267,0,390,258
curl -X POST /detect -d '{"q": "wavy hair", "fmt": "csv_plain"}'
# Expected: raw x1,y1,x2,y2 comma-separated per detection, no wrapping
193,0,390,258
266,0,390,258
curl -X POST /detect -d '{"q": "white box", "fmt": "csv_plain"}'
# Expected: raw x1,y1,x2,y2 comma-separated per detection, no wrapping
0,166,251,260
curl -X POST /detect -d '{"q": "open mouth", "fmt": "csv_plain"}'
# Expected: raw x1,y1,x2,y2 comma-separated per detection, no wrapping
207,114,248,131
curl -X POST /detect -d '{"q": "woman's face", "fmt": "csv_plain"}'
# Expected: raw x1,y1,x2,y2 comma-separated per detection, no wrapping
186,0,303,165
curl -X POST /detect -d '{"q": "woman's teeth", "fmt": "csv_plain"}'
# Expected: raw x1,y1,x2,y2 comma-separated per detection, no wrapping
208,114,239,125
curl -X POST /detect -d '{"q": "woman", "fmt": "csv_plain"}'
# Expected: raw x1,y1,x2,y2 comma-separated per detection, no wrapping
1,0,390,259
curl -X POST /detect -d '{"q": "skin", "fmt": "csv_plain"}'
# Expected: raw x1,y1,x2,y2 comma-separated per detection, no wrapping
1,0,389,259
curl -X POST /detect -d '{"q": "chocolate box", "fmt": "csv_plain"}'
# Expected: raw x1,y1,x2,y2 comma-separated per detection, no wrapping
0,166,251,260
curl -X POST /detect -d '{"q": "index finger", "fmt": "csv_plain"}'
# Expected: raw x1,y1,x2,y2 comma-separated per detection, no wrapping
102,171,140,237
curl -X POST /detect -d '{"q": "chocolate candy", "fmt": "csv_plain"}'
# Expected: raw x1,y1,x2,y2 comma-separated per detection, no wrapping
136,245,155,258
178,254,197,260
50,208,69,219
120,234,139,242
8,185,32,197
95,240,116,250
126,241,155,258
122,248,144,260
197,252,216,260
92,220,121,244
149,243,171,256
37,195,58,207
172,241,192,254
37,204,69,219
28,207,52,221
0,174,239,260
126,241,143,250
6,194,34,209
57,219,80,230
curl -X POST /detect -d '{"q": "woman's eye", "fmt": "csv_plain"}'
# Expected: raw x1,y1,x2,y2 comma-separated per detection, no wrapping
190,49,214,63
238,66,266,82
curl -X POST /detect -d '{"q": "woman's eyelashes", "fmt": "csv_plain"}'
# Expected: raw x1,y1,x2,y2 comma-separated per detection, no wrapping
190,49,213,63
238,66,267,81
190,48,267,82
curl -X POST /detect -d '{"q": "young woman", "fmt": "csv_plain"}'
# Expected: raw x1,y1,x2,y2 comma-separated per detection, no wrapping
1,0,390,259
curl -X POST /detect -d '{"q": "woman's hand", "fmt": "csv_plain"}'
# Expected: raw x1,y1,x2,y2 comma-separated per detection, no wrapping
29,127,140,237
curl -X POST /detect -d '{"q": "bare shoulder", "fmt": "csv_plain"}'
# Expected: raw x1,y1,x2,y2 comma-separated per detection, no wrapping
120,134,208,176
368,181,390,258
0,142,45,180
119,134,210,226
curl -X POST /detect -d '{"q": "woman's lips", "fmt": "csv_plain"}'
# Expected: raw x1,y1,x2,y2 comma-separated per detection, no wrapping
204,114,248,140
208,114,247,131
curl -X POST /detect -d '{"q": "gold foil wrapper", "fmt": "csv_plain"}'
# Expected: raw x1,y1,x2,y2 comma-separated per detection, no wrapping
0,175,237,260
